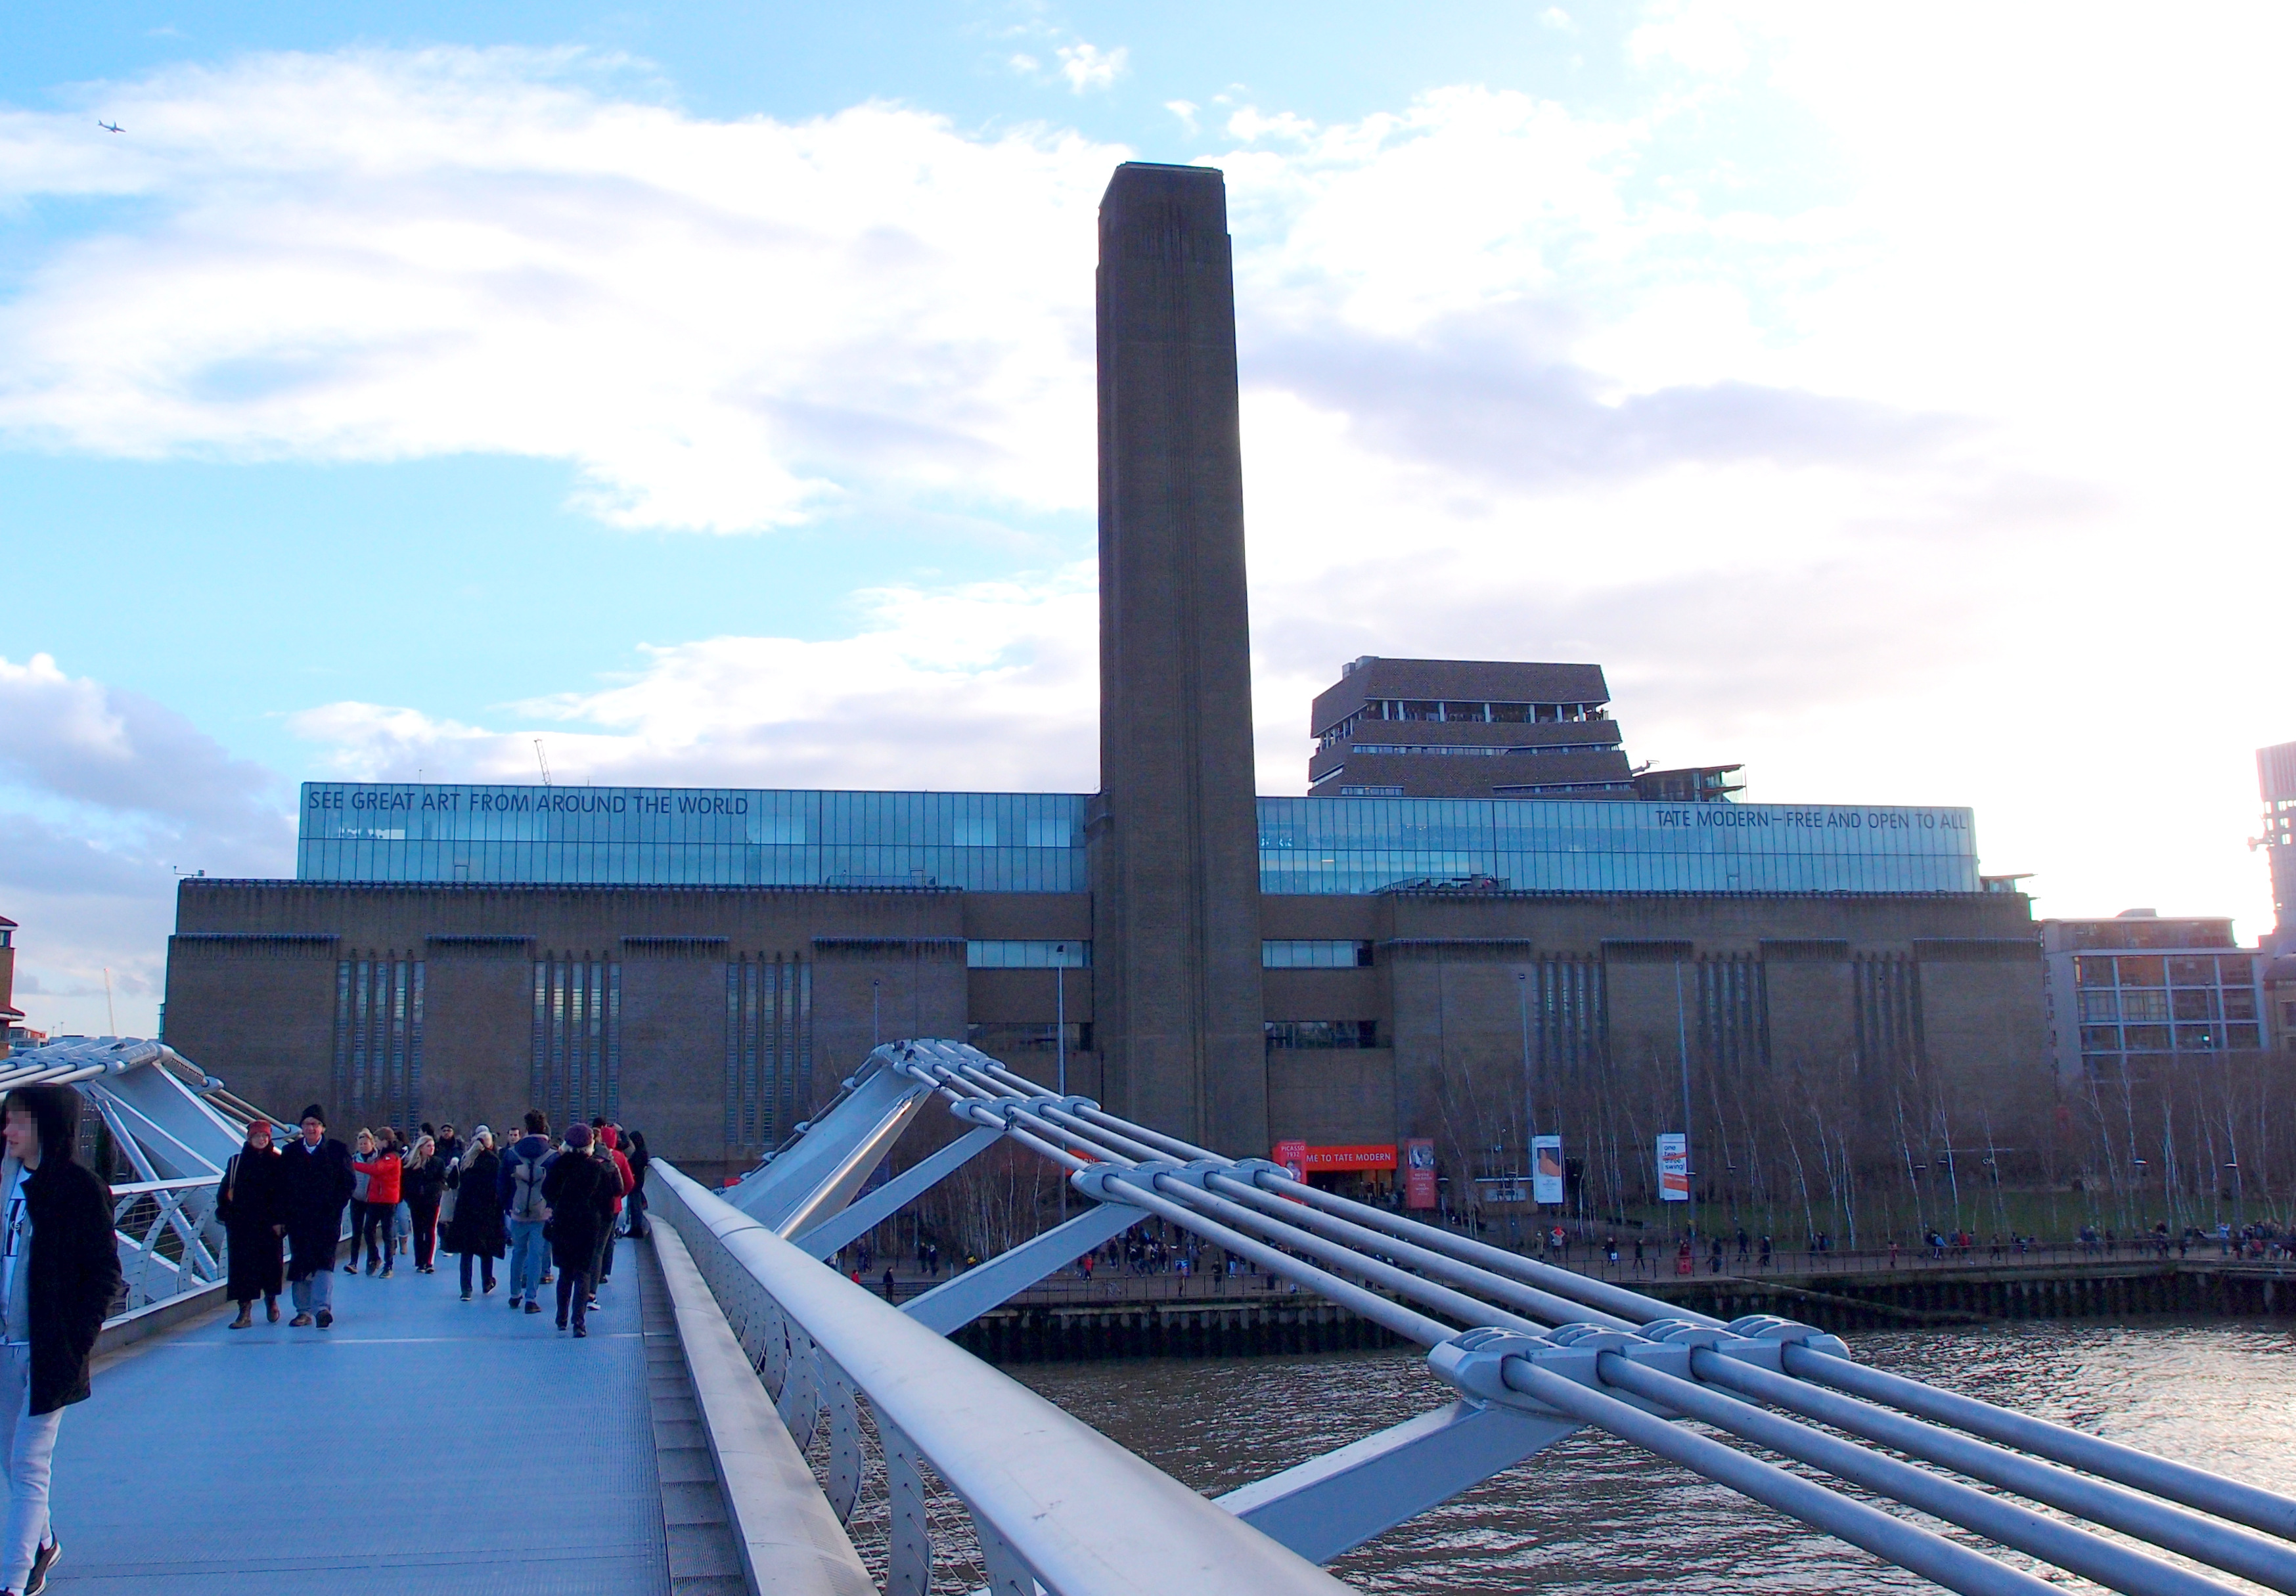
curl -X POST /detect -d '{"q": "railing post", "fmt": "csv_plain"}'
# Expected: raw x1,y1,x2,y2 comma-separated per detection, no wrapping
882,1417,933,1596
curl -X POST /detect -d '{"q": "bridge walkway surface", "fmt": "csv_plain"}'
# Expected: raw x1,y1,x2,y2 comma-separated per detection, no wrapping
47,1240,745,1595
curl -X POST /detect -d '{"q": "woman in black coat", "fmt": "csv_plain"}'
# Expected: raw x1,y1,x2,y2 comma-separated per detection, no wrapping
441,1128,507,1300
540,1125,621,1337
401,1135,447,1275
216,1120,286,1327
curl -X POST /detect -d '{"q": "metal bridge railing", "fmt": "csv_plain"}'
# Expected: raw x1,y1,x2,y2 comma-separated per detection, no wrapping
651,1159,1354,1596
694,1040,2296,1596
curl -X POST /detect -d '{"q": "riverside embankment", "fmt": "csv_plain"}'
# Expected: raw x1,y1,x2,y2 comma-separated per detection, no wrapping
930,1255,2296,1361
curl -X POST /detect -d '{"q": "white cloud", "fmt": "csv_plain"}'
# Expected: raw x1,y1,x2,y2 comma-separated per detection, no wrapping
10,20,2296,971
288,570,1100,793
0,48,1121,532
1164,99,1199,134
1055,42,1127,95
0,654,296,1036
1539,9,1576,33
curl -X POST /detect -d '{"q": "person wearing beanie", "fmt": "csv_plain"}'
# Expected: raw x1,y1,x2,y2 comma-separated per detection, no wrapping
0,1084,121,1596
278,1105,353,1329
217,1119,286,1328
539,1124,620,1338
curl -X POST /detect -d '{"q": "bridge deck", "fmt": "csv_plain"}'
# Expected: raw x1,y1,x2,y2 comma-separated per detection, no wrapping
53,1252,673,1593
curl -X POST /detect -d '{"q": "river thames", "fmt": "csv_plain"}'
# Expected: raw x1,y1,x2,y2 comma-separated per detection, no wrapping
1016,1319,2296,1593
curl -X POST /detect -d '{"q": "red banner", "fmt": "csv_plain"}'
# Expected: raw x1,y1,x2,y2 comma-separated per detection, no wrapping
1404,1138,1437,1208
1273,1139,1308,1181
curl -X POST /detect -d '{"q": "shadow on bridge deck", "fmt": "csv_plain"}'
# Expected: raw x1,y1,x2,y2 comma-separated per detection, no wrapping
51,1249,672,1593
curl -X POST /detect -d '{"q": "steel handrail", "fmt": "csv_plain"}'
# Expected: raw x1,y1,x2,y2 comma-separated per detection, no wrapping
654,1161,1355,1596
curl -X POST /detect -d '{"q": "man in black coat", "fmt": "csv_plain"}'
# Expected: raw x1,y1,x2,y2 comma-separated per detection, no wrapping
278,1104,354,1330
1,1082,123,1596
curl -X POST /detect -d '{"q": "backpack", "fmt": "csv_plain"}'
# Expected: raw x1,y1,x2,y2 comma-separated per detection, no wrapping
509,1147,553,1222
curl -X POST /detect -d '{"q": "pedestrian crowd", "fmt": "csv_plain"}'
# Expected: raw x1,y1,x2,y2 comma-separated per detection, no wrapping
215,1103,651,1340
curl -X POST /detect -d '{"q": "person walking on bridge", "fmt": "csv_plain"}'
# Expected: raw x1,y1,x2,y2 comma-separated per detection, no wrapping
541,1124,619,1338
280,1106,353,1329
0,1084,124,1596
499,1112,554,1314
217,1119,286,1328
590,1124,635,1299
444,1128,506,1301
352,1132,402,1279
401,1136,445,1275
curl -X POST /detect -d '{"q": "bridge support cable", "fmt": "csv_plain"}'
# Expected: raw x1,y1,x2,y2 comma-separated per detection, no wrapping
1455,1339,2065,1596
1783,1345,2296,1545
1690,1350,2296,1593
714,1040,2296,1593
1590,1353,2245,1596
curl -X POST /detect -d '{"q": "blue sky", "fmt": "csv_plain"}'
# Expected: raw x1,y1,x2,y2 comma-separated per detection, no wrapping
4,2,2293,1036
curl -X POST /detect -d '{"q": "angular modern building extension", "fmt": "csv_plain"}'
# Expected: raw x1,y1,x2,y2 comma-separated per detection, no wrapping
162,163,2052,1205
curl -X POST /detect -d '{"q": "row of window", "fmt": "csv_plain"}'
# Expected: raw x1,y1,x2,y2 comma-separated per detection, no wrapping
967,941,1090,969
1324,699,1610,741
1339,741,1621,759
2073,954,2254,988
2081,1024,2264,1052
1265,1020,1380,1049
1263,940,1375,968
2078,987,2259,1023
967,1022,1091,1055
531,958,622,1130
332,958,424,1128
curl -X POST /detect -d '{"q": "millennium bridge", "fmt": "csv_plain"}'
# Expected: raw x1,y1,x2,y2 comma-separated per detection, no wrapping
8,1034,2294,1595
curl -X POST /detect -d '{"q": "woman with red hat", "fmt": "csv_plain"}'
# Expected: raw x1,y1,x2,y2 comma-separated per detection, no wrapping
217,1119,287,1329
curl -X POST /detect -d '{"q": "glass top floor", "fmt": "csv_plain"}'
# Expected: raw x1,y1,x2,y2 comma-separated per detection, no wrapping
297,783,1983,895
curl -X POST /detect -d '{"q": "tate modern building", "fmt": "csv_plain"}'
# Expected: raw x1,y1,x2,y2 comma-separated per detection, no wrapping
163,166,2048,1186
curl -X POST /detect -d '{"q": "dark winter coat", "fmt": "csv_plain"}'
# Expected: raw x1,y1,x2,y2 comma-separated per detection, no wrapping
401,1155,447,1216
541,1149,621,1270
443,1149,508,1258
277,1136,355,1279
18,1158,124,1415
215,1143,287,1301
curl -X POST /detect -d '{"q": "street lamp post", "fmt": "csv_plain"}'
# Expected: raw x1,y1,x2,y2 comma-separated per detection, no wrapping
1055,944,1068,1099
1516,970,1535,1217
1674,959,1694,1245
872,978,881,1048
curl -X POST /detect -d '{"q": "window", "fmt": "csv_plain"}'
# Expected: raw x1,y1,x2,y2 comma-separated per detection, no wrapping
2123,1024,2172,1050
2175,1024,2220,1050
2075,957,2117,988
2218,955,2256,983
2222,988,2257,1021
1264,1020,1378,1049
1441,701,1487,722
2077,991,2119,1022
968,1022,1091,1055
967,940,1090,969
2120,990,2170,1022
2282,1000,2296,1027
2169,956,2217,986
2226,1024,2262,1048
2079,1025,2121,1050
1263,940,1374,968
2117,956,2166,987
2171,988,2218,1021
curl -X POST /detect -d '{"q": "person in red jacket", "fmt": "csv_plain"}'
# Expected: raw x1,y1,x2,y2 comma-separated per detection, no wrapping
590,1122,636,1300
351,1138,403,1278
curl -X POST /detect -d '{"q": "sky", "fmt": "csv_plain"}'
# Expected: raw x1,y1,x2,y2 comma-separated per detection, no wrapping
3,1,2291,1038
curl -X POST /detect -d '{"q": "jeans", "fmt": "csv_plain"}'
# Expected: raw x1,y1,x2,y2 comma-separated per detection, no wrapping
508,1219,547,1301
591,1220,618,1287
459,1251,497,1295
554,1268,593,1331
290,1268,334,1314
346,1200,371,1263
0,1345,60,1592
625,1187,649,1238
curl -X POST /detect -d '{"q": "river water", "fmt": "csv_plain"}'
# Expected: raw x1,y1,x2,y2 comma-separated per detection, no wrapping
1014,1320,2296,1593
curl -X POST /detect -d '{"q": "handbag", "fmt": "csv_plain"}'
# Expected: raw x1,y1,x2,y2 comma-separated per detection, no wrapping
438,1158,462,1226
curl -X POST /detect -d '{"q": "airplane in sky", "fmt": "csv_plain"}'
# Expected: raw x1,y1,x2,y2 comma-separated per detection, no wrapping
98,120,122,133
